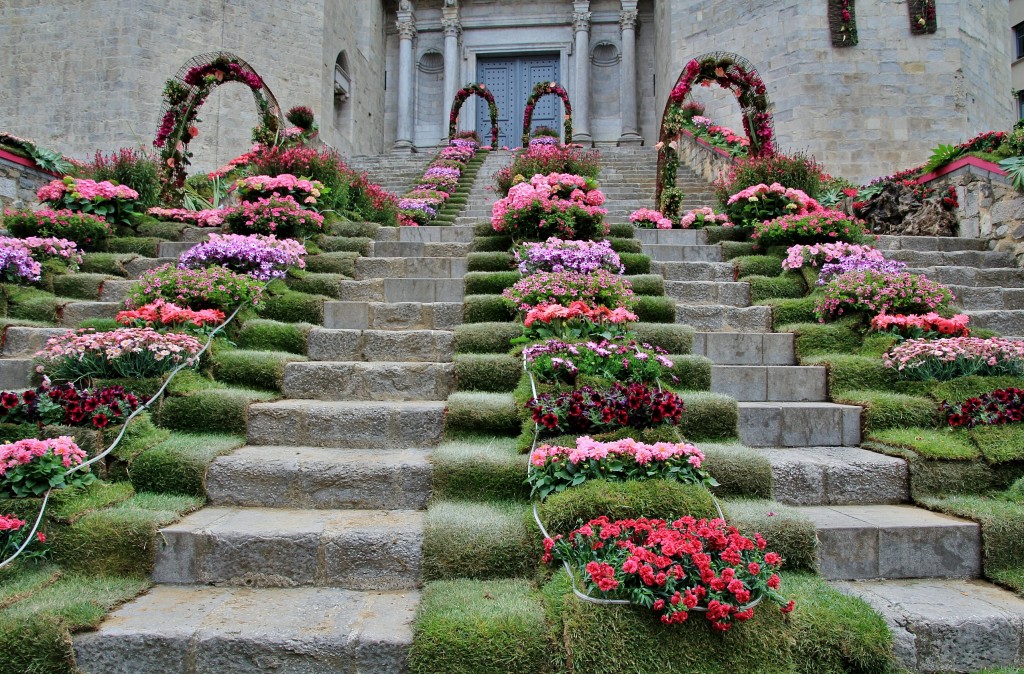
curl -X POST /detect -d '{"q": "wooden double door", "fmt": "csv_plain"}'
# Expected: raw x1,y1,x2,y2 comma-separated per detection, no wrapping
476,54,561,148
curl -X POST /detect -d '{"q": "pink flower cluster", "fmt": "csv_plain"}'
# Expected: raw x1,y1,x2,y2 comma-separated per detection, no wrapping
679,207,732,229
37,327,203,366
815,270,953,321
782,242,884,271
0,236,82,267
491,172,606,235
531,436,705,468
147,207,227,228
726,183,819,212
871,312,970,337
37,178,138,203
0,514,26,531
0,436,86,476
630,208,673,229
524,302,637,328
883,337,1024,374
233,174,325,205
116,299,226,330
439,145,475,163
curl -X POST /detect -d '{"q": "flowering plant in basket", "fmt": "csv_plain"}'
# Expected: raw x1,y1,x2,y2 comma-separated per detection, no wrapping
941,388,1024,428
127,264,265,311
1,513,47,560
3,209,111,251
724,183,819,228
814,270,953,322
524,338,674,385
36,177,138,227
883,337,1024,381
503,269,633,312
751,209,872,249
521,302,638,342
545,516,793,629
0,384,139,429
526,382,683,435
0,436,93,498
679,207,731,229
629,208,673,230
870,313,970,340
529,436,714,499
36,327,203,383
116,299,225,335
178,233,306,282
223,195,324,239
515,238,623,275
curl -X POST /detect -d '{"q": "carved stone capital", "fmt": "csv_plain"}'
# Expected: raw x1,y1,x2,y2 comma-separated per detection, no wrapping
441,16,461,37
397,18,417,41
572,10,592,33
619,9,638,32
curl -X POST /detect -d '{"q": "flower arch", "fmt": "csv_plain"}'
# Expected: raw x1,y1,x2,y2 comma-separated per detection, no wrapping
655,52,776,208
448,83,500,148
522,81,573,147
154,52,285,205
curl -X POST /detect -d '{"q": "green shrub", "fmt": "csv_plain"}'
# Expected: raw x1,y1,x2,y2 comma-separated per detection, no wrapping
316,235,372,256
326,220,379,238
802,354,896,394
746,273,807,303
721,241,757,260
464,295,515,323
857,332,899,357
304,251,358,276
665,354,712,390
679,391,738,441
733,255,784,279
624,274,663,297
136,220,186,239
51,273,107,300
454,322,521,354
467,252,514,272
257,290,326,324
447,392,520,436
618,252,650,275
106,237,162,257
720,499,818,572
761,295,820,329
608,237,641,254
778,321,862,360
78,253,134,276
833,390,938,432
633,295,676,323
158,388,276,434
631,323,694,354
432,436,529,502
130,433,244,496
455,354,522,392
284,272,346,298
607,223,634,239
703,226,746,244
236,319,312,355
472,235,514,253
423,501,535,580
715,152,825,204
702,443,773,499
464,271,520,295
210,349,308,391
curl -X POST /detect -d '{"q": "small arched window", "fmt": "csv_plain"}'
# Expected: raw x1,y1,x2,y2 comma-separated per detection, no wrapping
334,51,352,101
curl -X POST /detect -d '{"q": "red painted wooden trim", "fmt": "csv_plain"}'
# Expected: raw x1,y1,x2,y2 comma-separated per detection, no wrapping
679,129,734,160
917,155,1007,184
0,148,59,177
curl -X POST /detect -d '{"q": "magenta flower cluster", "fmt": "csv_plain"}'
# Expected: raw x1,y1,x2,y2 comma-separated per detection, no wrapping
0,242,42,283
502,268,634,311
883,336,1024,380
147,207,226,228
630,208,673,230
816,256,907,286
223,195,324,238
491,172,607,240
782,242,884,272
0,236,82,269
37,177,139,203
233,174,325,206
178,233,306,281
814,270,953,321
515,237,623,275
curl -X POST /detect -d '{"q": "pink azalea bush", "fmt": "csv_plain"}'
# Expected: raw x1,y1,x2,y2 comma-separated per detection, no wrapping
178,233,306,281
233,174,326,207
724,183,820,228
679,207,731,229
883,336,1024,380
36,176,139,226
503,269,634,311
223,195,324,239
0,436,92,498
630,208,673,229
782,242,884,271
147,207,227,228
528,436,713,499
36,328,204,382
491,173,607,240
814,270,954,321
751,209,872,249
515,238,623,275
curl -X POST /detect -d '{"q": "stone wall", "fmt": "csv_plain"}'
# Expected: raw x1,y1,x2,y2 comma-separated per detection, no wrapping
934,168,1024,264
652,0,1014,185
0,156,52,211
675,131,734,187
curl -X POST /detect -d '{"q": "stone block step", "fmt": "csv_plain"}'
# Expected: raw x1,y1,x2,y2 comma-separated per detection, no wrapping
307,328,453,362
153,506,423,589
125,256,175,279
322,301,463,330
947,285,1024,311
676,305,773,332
712,365,826,401
73,585,416,674
333,278,464,303
653,261,735,282
758,446,908,505
372,241,470,258
965,310,1024,336
157,241,198,258
875,235,989,252
354,256,468,280
247,400,446,448
910,265,1024,288
802,504,980,580
388,225,475,243
207,446,432,510
1,326,68,357
0,358,32,389
644,244,722,262
738,402,861,447
98,278,136,303
665,280,750,306
633,229,709,246
835,579,1024,673
60,301,120,327
692,332,796,365
283,361,455,401
885,249,1015,268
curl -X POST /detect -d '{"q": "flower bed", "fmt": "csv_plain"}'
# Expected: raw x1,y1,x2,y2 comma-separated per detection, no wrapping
883,337,1024,380
679,207,732,229
524,338,674,385
526,382,684,435
494,144,601,196
0,512,45,559
515,238,623,275
0,436,91,497
491,173,607,240
629,208,672,230
502,269,633,312
127,264,265,311
0,383,140,429
724,183,819,228
0,236,81,270
870,312,970,339
3,208,111,250
816,256,907,286
751,209,872,249
941,388,1024,428
36,177,138,226
544,516,793,629
116,299,225,333
223,195,324,238
233,174,326,207
146,207,227,228
398,139,479,226
814,270,953,321
178,233,306,281
0,242,42,283
522,302,638,341
782,242,883,272
529,436,713,499
36,327,204,382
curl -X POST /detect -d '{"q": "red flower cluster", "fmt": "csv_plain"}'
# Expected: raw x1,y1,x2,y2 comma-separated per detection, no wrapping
870,312,970,339
0,384,139,429
526,382,683,435
545,516,793,630
941,387,1024,428
942,185,959,211
116,299,225,331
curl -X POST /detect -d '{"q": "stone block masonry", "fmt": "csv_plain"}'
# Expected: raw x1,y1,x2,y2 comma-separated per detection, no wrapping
0,156,53,210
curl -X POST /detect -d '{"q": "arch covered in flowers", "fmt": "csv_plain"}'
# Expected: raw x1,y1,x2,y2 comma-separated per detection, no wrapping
522,81,573,147
655,52,776,207
154,52,285,205
448,83,500,148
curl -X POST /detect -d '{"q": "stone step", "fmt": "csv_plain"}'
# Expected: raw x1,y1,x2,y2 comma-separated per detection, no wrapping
388,225,475,243
157,241,199,258
306,328,453,362
875,235,989,252
332,278,464,303
633,229,709,246
692,332,796,365
948,285,1024,311
354,256,468,280
153,506,423,590
282,361,455,401
0,358,32,389
1,326,68,357
372,241,470,258
60,301,120,326
801,504,980,580
758,446,908,506
738,402,861,447
835,579,1024,673
247,400,446,448
965,310,1024,336
125,256,176,279
322,301,463,330
885,249,1015,268
98,278,136,303
908,265,1024,288
74,585,416,674
712,365,826,401
653,261,735,282
676,304,773,332
206,446,432,510
665,280,750,306
643,244,723,263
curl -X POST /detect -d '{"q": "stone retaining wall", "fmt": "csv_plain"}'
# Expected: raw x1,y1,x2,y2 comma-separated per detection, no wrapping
675,131,734,187
928,166,1024,265
0,155,51,211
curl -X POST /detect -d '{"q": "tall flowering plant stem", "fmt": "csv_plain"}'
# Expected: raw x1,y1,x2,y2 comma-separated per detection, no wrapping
522,82,573,147
448,83,500,148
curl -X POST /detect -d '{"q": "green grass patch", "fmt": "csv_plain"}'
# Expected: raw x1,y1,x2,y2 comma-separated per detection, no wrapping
423,501,535,581
236,319,313,355
721,240,757,259
619,252,651,275
702,443,774,499
47,481,135,523
467,251,514,272
78,253,135,277
106,237,162,257
867,427,979,460
326,220,380,238
454,354,522,392
447,392,520,436
633,295,676,323
158,387,276,434
778,321,862,360
679,391,739,442
733,255,784,278
304,250,358,276
453,321,520,354
761,295,820,329
257,290,327,324
284,272,346,298
627,274,665,297
463,295,516,323
607,223,634,239
720,499,818,573
667,354,712,390
50,273,109,301
608,237,641,254
464,271,520,295
136,220,187,239
928,376,1024,404
833,390,938,432
802,354,896,394
432,436,529,502
745,273,807,303
631,323,694,354
131,432,245,497
317,235,373,255
971,425,1024,464
210,348,308,391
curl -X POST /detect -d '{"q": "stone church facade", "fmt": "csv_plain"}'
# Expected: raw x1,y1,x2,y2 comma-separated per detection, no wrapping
0,0,1014,183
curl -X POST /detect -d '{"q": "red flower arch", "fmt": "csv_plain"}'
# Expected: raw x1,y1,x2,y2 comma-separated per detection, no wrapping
449,83,500,149
522,81,573,147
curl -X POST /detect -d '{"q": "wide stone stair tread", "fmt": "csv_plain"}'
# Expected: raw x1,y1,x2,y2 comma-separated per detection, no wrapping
378,224,476,243
654,260,735,282
246,399,446,448
834,578,1024,673
153,506,424,590
875,235,990,252
642,244,723,262
964,309,1024,335
906,265,1024,288
798,504,980,580
738,401,861,447
333,277,464,303
634,229,709,245
885,249,1016,268
711,365,826,401
372,240,470,258
692,332,796,365
323,300,463,330
676,304,773,332
73,585,416,674
354,256,468,280
206,446,432,511
1,326,70,356
282,360,454,401
665,280,750,306
306,327,454,362
947,284,1024,311
756,446,908,506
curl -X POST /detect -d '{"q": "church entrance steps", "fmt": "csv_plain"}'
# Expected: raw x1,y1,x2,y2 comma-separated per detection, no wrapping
676,304,773,332
738,401,862,447
665,280,750,306
206,446,433,511
691,331,797,365
73,585,416,674
755,446,909,506
246,399,446,449
350,152,439,195
322,300,463,330
711,365,826,402
282,360,455,401
151,506,424,590
305,328,454,362
653,260,736,281
355,256,468,280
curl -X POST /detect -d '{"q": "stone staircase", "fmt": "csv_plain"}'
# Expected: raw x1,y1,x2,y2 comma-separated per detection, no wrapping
598,146,716,221
347,151,439,196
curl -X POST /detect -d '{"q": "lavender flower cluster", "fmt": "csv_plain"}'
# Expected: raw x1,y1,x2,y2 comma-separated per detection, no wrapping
178,233,306,282
515,237,624,276
0,243,42,283
817,256,907,286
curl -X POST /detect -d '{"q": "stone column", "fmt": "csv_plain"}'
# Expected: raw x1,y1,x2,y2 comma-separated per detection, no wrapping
394,2,417,152
441,2,461,143
618,5,643,145
572,2,593,145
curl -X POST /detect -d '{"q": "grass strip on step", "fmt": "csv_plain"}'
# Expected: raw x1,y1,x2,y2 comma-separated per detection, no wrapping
209,348,308,391
745,273,807,303
157,387,277,435
832,389,938,432
733,254,785,278
446,392,520,437
454,353,522,392
701,443,774,499
867,427,979,460
236,318,313,355
423,500,535,581
432,435,529,502
130,432,246,497
776,321,862,360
